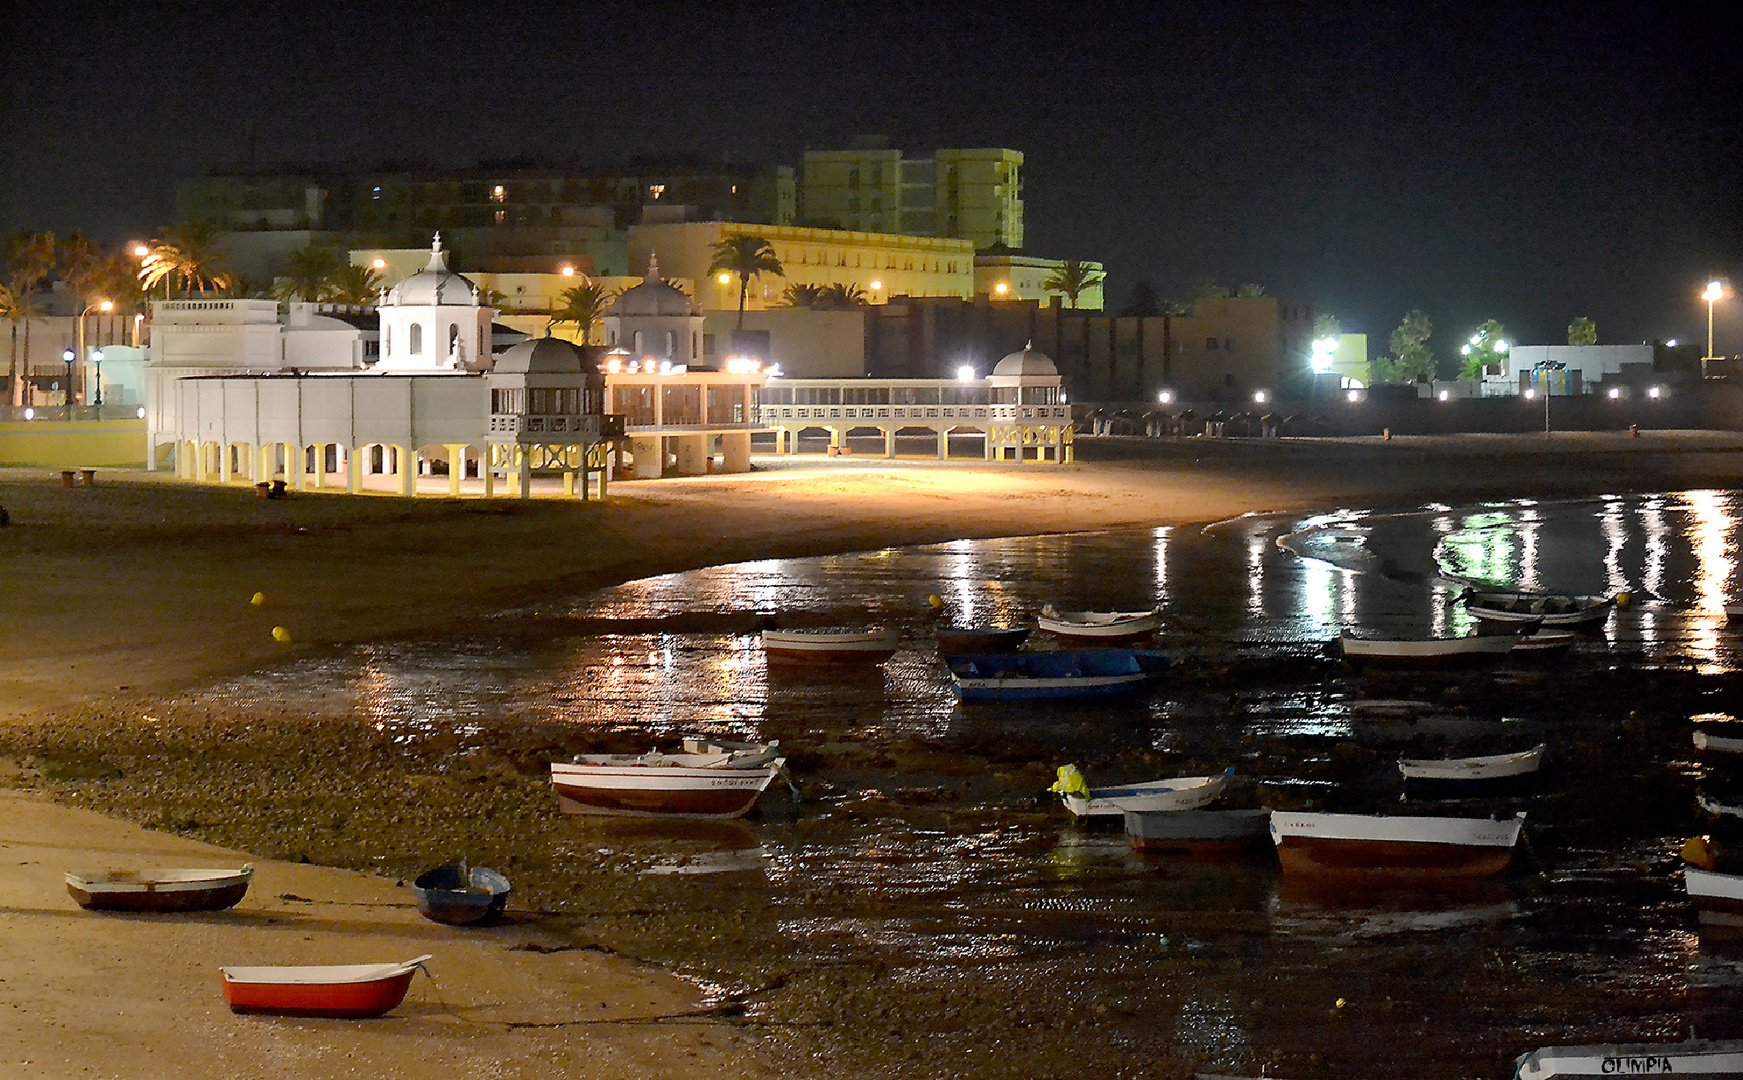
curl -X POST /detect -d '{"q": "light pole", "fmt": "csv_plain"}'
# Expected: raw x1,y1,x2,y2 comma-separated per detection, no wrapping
91,349,104,419
1702,279,1729,378
1531,360,1564,435
76,298,112,407
61,349,74,421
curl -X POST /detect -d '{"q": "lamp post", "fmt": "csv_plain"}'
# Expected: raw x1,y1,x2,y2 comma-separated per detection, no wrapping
1702,279,1729,378
61,349,74,421
91,349,104,419
75,298,112,407
1531,360,1564,435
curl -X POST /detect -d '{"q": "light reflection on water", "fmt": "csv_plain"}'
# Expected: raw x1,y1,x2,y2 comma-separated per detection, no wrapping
188,490,1743,1080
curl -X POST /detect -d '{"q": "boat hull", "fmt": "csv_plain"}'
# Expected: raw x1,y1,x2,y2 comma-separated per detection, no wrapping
66,867,254,913
1512,1040,1743,1079
762,629,897,664
220,957,429,1018
1036,609,1160,640
412,865,511,926
1340,632,1518,665
1125,808,1272,854
1270,812,1524,880
1685,867,1743,930
947,649,1170,701
550,761,782,819
1464,591,1613,627
1064,771,1230,817
1398,744,1545,782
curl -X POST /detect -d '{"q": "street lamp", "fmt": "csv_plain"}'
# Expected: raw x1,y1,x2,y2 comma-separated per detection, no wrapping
1531,360,1564,435
1702,279,1730,377
91,349,105,418
76,299,112,406
61,349,74,421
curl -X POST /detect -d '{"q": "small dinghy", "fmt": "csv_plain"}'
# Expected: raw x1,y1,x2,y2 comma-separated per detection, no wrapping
412,864,511,926
1269,811,1526,880
550,744,787,819
1036,605,1160,640
946,649,1170,701
762,627,898,664
1339,630,1519,665
1695,729,1743,755
1398,744,1546,782
1512,1040,1743,1079
1124,808,1272,854
1461,590,1614,627
219,954,431,1018
935,625,1030,656
66,865,254,913
1052,765,1232,818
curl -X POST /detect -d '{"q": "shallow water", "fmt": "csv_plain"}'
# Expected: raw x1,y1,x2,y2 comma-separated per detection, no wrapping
191,490,1743,1080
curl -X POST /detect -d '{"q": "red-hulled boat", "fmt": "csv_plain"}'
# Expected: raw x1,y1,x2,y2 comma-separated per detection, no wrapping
549,746,786,819
1269,811,1525,880
219,955,431,1018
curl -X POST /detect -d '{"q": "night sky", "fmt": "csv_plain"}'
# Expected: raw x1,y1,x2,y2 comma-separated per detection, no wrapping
5,0,1740,352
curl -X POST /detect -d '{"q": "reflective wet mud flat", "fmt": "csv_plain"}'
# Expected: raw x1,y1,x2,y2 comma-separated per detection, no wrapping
10,490,1743,1080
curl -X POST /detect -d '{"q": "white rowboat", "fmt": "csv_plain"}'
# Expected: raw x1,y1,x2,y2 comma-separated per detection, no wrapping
1398,744,1545,781
1684,866,1743,930
1694,730,1743,755
1057,768,1231,818
761,628,898,664
1269,811,1525,879
1036,606,1160,639
550,751,786,819
1339,631,1519,664
1462,590,1614,627
1512,1040,1743,1079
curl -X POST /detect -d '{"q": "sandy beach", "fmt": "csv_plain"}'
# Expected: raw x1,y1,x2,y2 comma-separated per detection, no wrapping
3,430,1742,1078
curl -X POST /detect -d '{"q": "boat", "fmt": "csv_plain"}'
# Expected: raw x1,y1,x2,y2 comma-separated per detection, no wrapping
1683,863,1743,932
411,864,511,926
1511,1040,1743,1079
1124,808,1272,854
761,627,898,664
1338,630,1520,665
934,625,1030,655
1694,729,1743,755
1269,811,1526,879
679,734,783,766
1697,792,1743,821
550,748,787,819
65,865,254,913
219,955,432,1018
1727,603,1743,626
1036,605,1160,639
1461,590,1614,627
1398,744,1545,782
1052,764,1232,818
945,649,1170,701
1512,629,1579,654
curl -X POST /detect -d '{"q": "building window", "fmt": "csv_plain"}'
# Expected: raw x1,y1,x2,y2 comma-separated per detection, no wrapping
1225,338,1235,350
491,184,506,203
493,210,506,224
648,184,665,200
409,323,423,355
1206,337,1217,350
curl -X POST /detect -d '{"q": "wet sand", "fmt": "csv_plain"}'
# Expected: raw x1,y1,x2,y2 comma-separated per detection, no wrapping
3,431,1742,1079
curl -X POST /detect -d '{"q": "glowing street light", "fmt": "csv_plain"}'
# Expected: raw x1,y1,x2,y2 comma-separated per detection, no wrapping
1310,336,1338,374
92,349,105,418
76,299,111,407
717,272,732,285
560,265,576,277
1702,279,1730,377
61,349,75,420
1157,389,1174,405
1253,389,1268,406
993,282,1009,297
956,365,976,382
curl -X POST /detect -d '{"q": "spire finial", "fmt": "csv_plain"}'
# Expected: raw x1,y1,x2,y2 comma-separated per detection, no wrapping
646,252,660,280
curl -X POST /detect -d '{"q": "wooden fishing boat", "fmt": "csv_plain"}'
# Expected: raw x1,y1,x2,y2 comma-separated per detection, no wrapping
1683,865,1743,931
1053,765,1232,818
550,750,786,819
65,865,254,913
1124,808,1272,854
1339,630,1519,665
1512,629,1579,654
1036,605,1160,639
219,955,431,1018
1461,590,1614,627
1511,1040,1743,1079
411,864,511,926
1398,744,1545,782
945,649,1170,701
1694,729,1743,755
934,625,1031,656
678,734,783,766
1269,811,1526,879
761,627,898,664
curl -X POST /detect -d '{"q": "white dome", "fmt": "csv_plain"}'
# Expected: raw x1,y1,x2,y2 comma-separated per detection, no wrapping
993,341,1058,377
383,234,481,307
609,254,696,317
493,334,588,375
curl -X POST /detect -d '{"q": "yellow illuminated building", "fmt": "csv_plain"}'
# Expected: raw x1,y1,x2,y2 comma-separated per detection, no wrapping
800,143,1024,250
974,254,1105,309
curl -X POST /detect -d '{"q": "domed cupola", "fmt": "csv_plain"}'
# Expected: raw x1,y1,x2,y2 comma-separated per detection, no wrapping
374,233,494,373
382,233,481,308
600,254,706,367
993,341,1058,377
608,254,698,318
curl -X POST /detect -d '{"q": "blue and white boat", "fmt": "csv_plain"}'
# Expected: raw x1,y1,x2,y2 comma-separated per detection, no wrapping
944,649,1170,701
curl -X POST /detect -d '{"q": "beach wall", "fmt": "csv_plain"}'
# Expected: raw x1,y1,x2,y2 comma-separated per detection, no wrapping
0,420,150,467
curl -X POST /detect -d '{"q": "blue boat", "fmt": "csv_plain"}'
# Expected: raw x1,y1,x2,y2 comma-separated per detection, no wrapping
945,649,1171,701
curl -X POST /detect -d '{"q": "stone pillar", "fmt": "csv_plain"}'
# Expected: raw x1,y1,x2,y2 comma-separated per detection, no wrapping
190,442,206,482
482,451,496,498
515,448,531,499
397,442,416,498
312,444,326,489
348,446,363,493
286,445,304,490
673,434,709,476
446,444,467,497
218,443,233,483
629,435,663,479
721,432,751,473
937,427,949,460
593,444,608,499
884,427,896,457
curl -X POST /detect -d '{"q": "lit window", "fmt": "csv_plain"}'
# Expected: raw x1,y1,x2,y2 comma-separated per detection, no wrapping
491,185,506,203
648,184,665,200
371,186,382,201
493,210,506,224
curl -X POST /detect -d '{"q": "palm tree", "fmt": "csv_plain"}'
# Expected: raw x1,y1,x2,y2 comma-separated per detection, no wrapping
325,264,384,306
707,235,784,329
274,244,341,302
6,231,57,407
139,223,238,298
817,282,868,309
778,283,826,309
1041,260,1106,309
1236,283,1266,298
551,281,614,345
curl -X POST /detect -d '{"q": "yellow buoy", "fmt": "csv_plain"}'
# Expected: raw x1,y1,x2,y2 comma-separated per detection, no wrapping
271,626,291,643
1335,998,1347,1010
250,592,266,607
927,594,943,609
1616,591,1632,609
